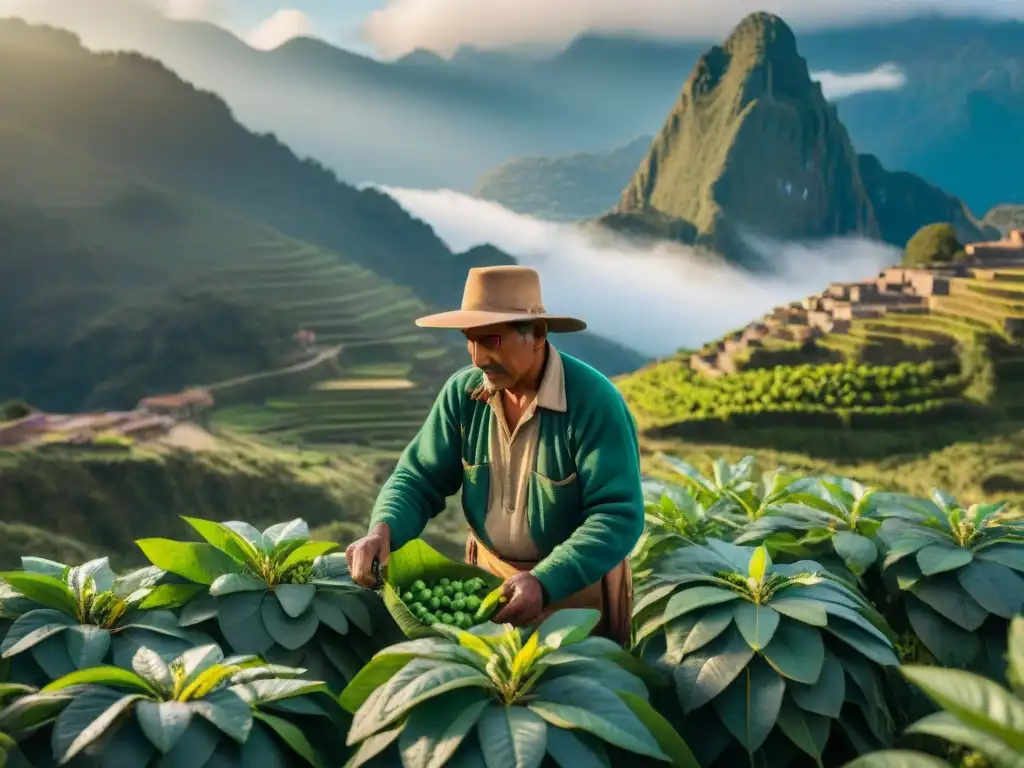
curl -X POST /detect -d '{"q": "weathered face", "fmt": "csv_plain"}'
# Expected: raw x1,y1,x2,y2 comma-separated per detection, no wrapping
463,322,545,390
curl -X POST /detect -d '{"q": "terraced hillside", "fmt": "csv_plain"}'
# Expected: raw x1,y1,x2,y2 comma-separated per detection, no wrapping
617,259,1024,453
0,122,462,414
212,362,441,451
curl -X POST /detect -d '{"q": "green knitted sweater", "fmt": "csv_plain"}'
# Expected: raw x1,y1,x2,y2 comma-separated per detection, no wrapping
367,349,644,605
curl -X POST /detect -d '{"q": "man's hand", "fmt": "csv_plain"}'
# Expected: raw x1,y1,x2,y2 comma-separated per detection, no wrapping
345,523,391,589
492,572,544,627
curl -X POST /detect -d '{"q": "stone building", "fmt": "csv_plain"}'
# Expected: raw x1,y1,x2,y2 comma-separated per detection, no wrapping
137,388,215,421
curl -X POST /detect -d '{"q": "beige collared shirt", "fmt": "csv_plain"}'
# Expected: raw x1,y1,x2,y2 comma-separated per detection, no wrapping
483,343,567,562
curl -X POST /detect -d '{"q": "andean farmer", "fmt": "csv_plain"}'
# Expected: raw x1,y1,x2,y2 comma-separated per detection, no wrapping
345,266,644,644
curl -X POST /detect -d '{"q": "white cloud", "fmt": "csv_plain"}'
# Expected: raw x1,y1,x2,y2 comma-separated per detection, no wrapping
813,63,907,100
376,186,898,356
245,8,313,50
363,0,1024,57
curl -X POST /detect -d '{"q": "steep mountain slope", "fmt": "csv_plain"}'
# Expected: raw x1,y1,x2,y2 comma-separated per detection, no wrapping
610,13,877,259
13,1,1024,207
0,19,645,375
474,136,651,221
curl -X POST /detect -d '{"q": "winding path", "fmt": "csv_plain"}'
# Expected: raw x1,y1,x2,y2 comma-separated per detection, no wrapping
202,344,344,392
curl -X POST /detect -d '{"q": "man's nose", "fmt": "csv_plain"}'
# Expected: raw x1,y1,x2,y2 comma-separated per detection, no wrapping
468,341,490,367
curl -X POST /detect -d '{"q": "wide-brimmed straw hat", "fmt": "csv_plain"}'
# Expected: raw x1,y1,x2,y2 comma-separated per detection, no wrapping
415,266,587,333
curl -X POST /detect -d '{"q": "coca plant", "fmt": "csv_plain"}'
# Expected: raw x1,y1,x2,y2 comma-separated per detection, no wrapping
137,517,394,692
0,557,208,685
0,683,72,768
339,608,699,767
844,617,1024,768
876,490,1024,680
37,643,337,767
634,540,900,767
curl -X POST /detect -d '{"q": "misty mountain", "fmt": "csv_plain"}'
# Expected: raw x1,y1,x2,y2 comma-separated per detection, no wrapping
8,1,1024,210
0,19,646,376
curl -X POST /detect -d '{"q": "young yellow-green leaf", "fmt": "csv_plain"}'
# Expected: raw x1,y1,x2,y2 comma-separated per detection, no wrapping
0,573,77,616
135,539,239,586
280,542,338,571
43,666,157,696
136,584,206,611
182,518,257,566
748,547,769,585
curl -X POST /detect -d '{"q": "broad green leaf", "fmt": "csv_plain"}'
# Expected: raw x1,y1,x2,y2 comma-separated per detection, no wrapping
673,625,754,712
20,558,68,578
956,559,1024,619
761,621,824,684
748,547,769,585
907,710,1024,767
135,539,239,586
51,689,146,763
543,727,611,768
346,723,405,768
535,609,600,650
43,665,156,695
733,603,780,650
210,573,267,597
663,587,742,625
178,645,225,691
905,596,979,668
916,544,973,576
775,699,829,765
900,665,1024,752
401,693,490,768
221,522,266,550
616,691,700,768
824,619,900,668
136,700,192,753
679,603,734,655
977,544,1024,573
907,576,987,632
339,653,416,713
1010,616,1024,684
189,690,253,743
311,593,349,636
63,625,111,669
261,594,320,650
832,532,878,575
787,650,845,718
262,520,310,547
350,658,491,743
528,699,664,761
1,610,75,656
183,517,258,565
230,678,327,705
132,647,172,692
274,585,316,618
713,657,785,753
252,711,324,768
30,637,76,680
768,597,828,627
843,750,966,767
476,704,547,768
137,584,205,611
280,542,338,571
0,573,76,615
68,558,115,595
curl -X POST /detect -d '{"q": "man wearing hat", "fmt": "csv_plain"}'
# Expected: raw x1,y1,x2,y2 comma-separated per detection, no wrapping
345,266,644,644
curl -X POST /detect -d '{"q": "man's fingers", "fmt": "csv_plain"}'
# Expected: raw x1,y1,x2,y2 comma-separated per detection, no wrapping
493,582,526,624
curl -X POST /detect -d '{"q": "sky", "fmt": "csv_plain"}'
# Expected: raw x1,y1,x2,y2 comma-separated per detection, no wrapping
15,0,1017,57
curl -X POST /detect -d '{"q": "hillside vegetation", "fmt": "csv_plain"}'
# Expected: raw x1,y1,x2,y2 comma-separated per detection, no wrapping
0,18,644,377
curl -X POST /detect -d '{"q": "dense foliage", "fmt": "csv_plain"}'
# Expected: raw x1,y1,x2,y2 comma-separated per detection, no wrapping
339,609,697,767
0,461,1022,767
619,359,965,428
139,517,394,692
902,223,965,267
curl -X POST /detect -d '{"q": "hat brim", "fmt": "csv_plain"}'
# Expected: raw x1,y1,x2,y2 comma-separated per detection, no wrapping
415,309,586,333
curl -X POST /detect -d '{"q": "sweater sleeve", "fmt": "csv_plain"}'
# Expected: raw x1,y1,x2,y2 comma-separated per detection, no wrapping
367,375,464,550
531,383,645,605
